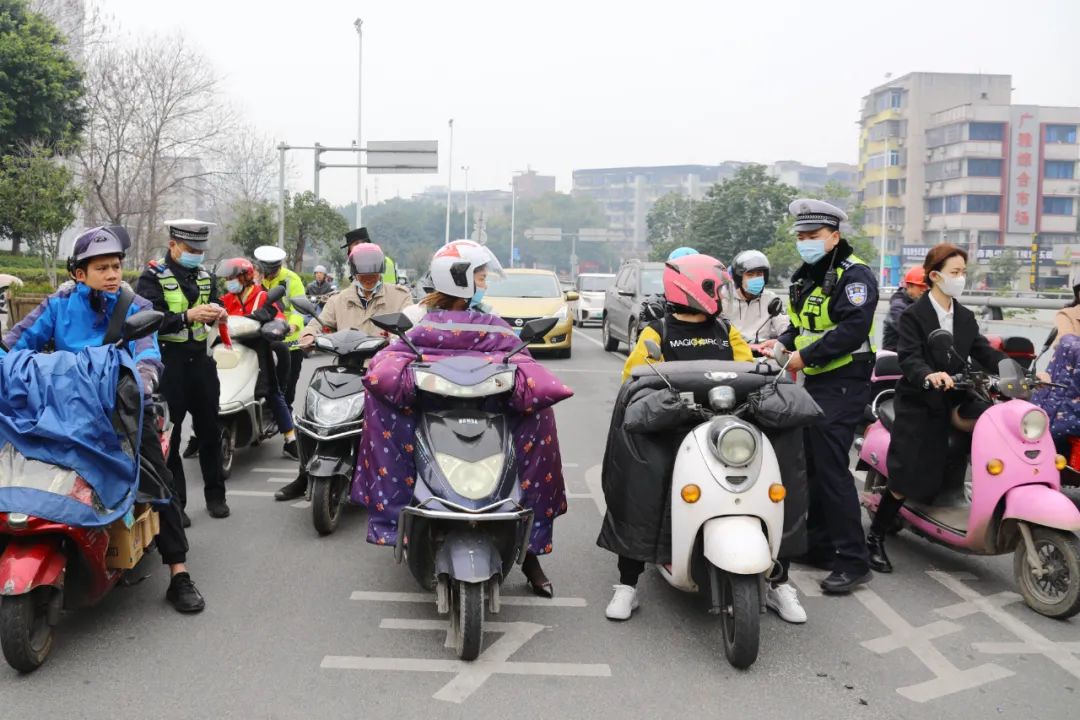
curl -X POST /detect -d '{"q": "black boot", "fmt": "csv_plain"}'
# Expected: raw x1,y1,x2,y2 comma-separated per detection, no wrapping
522,552,553,598
867,531,893,573
274,475,307,502
206,497,230,518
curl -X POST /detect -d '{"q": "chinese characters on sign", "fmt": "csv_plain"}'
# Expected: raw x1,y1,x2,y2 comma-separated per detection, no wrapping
1007,107,1042,234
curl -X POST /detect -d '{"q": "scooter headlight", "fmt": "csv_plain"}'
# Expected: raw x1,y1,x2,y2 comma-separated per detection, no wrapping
434,452,504,500
414,369,515,398
713,425,757,467
1020,409,1047,442
305,388,364,425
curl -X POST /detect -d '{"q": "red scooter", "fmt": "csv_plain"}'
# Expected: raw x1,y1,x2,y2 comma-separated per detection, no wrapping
0,312,166,673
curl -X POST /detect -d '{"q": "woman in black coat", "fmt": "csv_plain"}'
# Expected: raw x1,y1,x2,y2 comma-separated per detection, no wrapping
866,244,1006,573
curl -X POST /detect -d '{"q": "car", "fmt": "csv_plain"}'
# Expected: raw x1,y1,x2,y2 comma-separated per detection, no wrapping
601,259,665,352
484,268,577,358
571,273,615,327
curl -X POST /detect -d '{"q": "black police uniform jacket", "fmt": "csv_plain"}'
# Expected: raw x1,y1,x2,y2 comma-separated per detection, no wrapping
885,293,1006,500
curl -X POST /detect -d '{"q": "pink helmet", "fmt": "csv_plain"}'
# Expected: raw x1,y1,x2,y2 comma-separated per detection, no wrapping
348,243,385,276
663,253,727,316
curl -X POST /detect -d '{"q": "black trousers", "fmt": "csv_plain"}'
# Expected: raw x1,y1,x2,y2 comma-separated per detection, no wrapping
283,349,304,409
803,371,871,575
139,407,189,565
161,348,225,505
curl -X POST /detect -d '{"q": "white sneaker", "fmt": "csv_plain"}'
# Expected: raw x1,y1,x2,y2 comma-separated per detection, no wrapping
605,584,639,621
766,582,807,624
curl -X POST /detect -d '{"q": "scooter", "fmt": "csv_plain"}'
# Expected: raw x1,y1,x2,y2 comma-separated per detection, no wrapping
859,328,1080,619
211,286,290,479
634,340,795,669
0,310,166,673
373,312,557,662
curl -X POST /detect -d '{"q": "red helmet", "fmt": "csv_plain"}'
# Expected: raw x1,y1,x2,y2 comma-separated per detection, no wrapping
663,253,727,316
902,266,927,288
219,257,255,281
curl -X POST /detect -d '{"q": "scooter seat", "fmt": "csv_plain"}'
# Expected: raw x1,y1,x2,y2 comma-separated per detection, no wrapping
877,398,896,432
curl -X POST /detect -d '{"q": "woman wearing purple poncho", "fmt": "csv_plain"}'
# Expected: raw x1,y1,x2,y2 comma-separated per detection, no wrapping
355,240,572,597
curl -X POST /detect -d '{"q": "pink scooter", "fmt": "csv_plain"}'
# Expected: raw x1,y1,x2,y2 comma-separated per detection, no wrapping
859,329,1080,619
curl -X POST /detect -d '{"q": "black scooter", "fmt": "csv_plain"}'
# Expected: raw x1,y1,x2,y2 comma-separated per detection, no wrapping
372,312,557,661
290,297,386,535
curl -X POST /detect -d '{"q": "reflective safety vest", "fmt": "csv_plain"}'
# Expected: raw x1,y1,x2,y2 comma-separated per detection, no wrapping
156,266,212,343
789,254,876,376
262,268,306,348
382,255,398,285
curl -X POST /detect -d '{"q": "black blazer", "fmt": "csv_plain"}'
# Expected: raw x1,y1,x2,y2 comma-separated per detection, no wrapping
894,293,1006,409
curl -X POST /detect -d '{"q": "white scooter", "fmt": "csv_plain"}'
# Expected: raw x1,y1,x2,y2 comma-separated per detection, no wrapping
211,286,290,478
640,340,791,669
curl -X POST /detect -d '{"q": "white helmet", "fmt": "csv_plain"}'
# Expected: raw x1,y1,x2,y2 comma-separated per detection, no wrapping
429,240,504,299
731,249,771,286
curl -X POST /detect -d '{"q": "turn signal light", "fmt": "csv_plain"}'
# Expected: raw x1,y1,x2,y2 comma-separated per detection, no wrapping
680,484,701,504
986,458,1005,476
768,484,786,503
1056,454,1068,471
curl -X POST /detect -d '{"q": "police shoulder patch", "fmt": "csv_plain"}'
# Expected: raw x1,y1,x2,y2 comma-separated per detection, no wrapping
845,282,868,306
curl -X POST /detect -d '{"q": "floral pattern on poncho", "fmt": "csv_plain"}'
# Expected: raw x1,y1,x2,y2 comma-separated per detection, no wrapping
354,310,573,554
1033,333,1080,440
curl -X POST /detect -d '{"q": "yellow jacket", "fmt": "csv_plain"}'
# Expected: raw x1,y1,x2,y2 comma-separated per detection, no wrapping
622,317,752,383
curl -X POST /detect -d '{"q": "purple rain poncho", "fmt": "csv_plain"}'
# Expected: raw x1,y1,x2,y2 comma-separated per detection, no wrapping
1033,333,1080,441
354,310,573,554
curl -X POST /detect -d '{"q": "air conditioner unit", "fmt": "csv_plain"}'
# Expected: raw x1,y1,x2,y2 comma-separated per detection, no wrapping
924,215,931,222
887,224,903,231
896,139,905,147
926,151,933,161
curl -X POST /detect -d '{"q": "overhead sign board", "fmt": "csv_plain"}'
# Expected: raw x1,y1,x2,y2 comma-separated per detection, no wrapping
524,227,562,242
366,140,438,174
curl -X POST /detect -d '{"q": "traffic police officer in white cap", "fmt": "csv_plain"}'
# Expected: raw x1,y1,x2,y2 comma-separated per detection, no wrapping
136,219,231,522
253,245,308,408
764,199,877,594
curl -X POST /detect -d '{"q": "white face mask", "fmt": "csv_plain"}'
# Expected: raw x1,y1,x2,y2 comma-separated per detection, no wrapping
936,273,966,298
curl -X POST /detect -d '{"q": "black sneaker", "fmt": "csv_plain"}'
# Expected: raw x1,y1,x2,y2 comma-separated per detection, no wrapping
274,476,307,502
182,436,200,459
283,440,300,460
180,508,192,528
206,498,231,518
166,572,205,613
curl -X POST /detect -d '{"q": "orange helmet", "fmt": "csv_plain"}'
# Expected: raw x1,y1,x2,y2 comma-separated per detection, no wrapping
902,266,927,288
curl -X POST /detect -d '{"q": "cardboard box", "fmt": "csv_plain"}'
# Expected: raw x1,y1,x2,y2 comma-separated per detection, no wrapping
105,504,160,570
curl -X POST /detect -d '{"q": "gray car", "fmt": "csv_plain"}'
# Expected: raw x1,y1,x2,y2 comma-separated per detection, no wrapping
601,260,665,351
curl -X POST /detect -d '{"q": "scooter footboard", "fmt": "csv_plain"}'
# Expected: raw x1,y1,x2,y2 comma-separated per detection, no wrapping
435,530,503,584
702,516,773,575
0,536,66,595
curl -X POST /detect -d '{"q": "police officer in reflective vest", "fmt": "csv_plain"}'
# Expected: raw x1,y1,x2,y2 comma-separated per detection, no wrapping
768,199,877,594
253,245,307,408
136,219,230,522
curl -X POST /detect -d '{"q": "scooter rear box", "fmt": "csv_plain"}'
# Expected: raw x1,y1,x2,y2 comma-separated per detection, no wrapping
105,504,160,570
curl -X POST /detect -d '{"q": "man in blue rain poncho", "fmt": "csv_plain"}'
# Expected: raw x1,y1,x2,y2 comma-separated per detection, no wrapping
1,226,206,613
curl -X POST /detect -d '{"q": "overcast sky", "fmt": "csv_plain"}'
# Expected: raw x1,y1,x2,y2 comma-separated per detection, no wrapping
97,0,1080,207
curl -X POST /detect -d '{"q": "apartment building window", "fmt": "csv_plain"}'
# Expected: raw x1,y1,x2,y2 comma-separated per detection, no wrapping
967,158,1003,177
978,231,1001,246
1045,160,1076,179
966,195,1001,213
926,160,962,181
968,122,1005,141
927,123,964,148
890,90,902,109
927,198,944,214
945,195,963,213
1043,197,1075,215
1046,125,1078,144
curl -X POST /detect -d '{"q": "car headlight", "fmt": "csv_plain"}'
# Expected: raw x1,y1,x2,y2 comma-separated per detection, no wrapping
435,452,504,499
305,388,365,425
714,425,757,467
1020,409,1047,441
414,369,515,398
552,306,568,322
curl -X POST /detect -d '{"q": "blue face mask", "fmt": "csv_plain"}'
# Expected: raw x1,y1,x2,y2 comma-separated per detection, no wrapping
744,277,766,296
797,239,827,264
178,251,204,269
226,279,243,295
469,289,486,308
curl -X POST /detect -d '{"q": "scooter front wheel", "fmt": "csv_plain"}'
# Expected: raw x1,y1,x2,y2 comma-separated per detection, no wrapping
312,476,348,535
718,572,759,670
454,581,485,661
219,424,236,481
1014,526,1080,619
0,589,56,673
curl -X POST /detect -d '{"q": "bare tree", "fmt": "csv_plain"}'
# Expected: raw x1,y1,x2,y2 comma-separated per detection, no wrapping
206,126,279,234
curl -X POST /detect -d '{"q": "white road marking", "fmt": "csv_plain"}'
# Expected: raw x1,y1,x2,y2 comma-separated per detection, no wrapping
266,477,291,484
584,464,606,516
929,570,1080,681
563,462,580,468
574,331,607,350
852,584,1012,702
228,490,276,498
323,619,610,704
788,569,825,598
291,500,312,509
350,590,587,608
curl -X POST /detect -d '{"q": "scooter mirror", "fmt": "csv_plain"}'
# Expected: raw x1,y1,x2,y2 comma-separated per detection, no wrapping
289,295,318,317
927,328,955,368
371,313,414,336
996,358,1028,399
767,297,783,318
644,339,662,361
213,346,241,370
1043,327,1059,349
520,317,558,344
265,285,286,303
121,310,164,343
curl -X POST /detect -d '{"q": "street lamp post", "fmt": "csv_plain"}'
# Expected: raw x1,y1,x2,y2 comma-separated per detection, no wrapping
509,180,516,268
354,18,363,227
462,166,470,239
444,119,453,245
880,135,888,285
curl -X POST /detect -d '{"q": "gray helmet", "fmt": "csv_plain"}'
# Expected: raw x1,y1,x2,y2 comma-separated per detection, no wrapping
731,250,771,287
67,226,130,274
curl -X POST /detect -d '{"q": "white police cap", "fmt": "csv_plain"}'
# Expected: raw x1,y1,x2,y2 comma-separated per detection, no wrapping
165,218,216,249
253,245,287,266
789,199,847,232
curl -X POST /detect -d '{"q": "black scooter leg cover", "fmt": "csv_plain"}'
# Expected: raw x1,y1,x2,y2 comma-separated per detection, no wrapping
766,427,809,558
435,530,502,584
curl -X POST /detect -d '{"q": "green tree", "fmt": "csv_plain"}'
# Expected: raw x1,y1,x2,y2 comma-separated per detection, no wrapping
227,200,278,257
0,0,85,156
285,191,349,272
646,192,696,260
689,165,798,263
988,249,1021,291
0,147,81,286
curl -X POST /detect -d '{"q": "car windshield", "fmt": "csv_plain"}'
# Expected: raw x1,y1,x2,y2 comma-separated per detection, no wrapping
486,274,561,298
578,275,614,292
641,268,664,295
